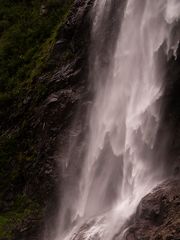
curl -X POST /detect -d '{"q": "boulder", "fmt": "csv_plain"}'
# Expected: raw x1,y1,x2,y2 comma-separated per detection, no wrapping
123,179,180,240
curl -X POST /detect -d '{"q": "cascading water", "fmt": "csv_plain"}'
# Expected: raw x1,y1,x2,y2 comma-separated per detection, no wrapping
53,0,180,239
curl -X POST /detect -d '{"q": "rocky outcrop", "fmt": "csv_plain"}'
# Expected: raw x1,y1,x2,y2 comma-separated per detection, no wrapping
162,45,180,176
58,179,180,240
123,179,180,240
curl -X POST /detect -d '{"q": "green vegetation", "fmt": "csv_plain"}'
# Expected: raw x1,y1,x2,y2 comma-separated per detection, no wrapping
0,0,74,238
0,132,40,239
0,0,73,104
0,194,42,239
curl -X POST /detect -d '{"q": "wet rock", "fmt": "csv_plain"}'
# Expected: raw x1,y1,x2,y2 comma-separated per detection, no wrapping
124,179,180,240
71,219,102,240
46,93,59,104
126,233,136,240
13,217,42,240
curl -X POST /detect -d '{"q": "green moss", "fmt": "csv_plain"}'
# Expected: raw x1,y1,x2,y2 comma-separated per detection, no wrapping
0,194,42,239
0,0,74,188
0,215,11,239
0,0,74,124
0,0,73,93
0,0,74,238
0,92,12,107
0,134,20,194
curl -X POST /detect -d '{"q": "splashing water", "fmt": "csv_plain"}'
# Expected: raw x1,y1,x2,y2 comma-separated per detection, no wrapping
54,0,180,239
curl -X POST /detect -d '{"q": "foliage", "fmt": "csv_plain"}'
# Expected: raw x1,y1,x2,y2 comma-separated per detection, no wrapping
0,194,42,239
0,0,73,99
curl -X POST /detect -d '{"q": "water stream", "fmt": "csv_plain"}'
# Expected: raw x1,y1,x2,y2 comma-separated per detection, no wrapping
54,0,180,239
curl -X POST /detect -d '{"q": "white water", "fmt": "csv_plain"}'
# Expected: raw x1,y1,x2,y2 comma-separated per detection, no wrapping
53,0,180,239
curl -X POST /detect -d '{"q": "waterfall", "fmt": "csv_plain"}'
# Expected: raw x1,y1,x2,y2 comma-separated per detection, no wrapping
54,0,180,239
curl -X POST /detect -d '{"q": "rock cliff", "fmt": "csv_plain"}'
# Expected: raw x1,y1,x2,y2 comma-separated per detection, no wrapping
0,0,179,239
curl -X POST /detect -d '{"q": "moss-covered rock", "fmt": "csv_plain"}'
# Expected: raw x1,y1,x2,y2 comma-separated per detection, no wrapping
0,0,76,239
0,0,94,239
0,194,42,240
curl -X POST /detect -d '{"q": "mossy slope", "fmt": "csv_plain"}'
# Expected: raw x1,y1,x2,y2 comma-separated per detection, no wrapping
0,0,74,239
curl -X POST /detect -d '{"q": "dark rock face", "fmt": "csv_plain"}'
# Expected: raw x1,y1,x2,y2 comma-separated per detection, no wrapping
123,179,180,240
0,0,95,239
18,0,95,239
154,41,180,178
